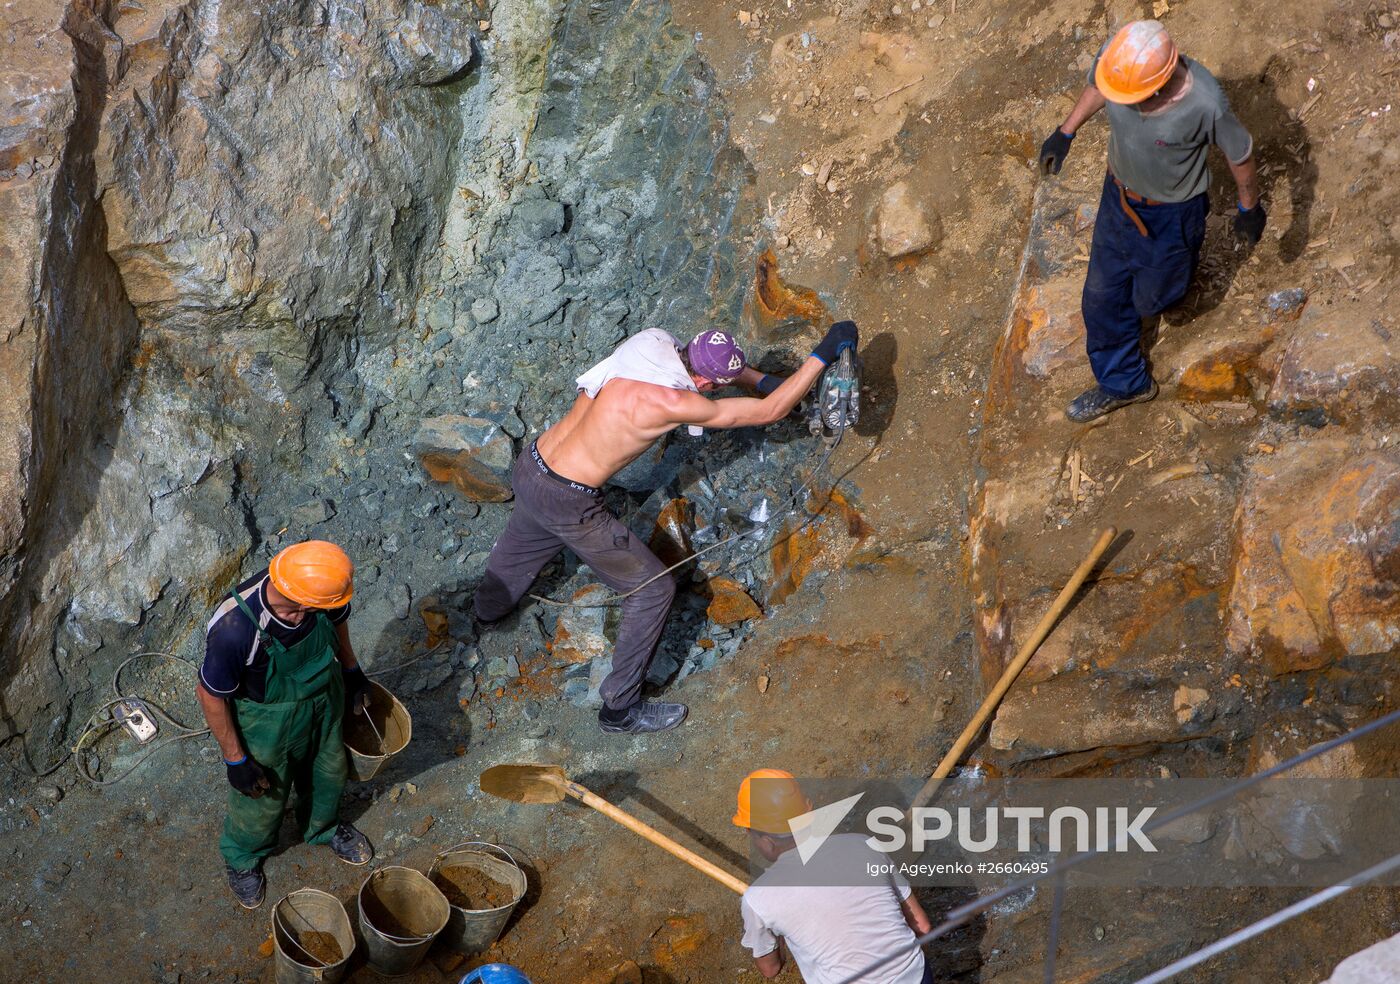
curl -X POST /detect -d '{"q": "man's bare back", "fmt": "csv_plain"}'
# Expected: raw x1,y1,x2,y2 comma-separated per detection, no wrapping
536,359,828,490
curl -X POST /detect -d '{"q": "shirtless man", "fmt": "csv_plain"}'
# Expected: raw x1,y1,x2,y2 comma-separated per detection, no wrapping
473,320,858,734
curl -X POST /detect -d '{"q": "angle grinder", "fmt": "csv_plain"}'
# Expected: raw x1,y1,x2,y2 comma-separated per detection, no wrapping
807,345,862,447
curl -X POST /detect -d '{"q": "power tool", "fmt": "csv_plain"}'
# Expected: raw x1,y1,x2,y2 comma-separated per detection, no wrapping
807,345,862,448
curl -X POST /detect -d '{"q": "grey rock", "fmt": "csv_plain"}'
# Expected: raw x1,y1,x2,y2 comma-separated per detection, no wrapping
575,241,604,270
346,407,376,440
427,298,455,333
392,584,412,621
645,651,680,685
499,252,565,325
410,655,454,693
561,677,592,706
1266,287,1308,317
35,784,63,803
511,199,567,240
485,654,519,680
471,297,500,323
289,498,335,527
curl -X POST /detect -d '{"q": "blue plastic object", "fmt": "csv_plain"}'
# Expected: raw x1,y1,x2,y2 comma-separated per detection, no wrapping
459,964,533,984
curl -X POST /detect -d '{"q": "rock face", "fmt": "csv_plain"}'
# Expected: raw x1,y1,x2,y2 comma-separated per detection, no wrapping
0,0,773,763
1227,442,1400,673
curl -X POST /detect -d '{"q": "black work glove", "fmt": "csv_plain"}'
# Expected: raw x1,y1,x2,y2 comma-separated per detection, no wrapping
343,664,371,716
225,755,271,798
1039,129,1074,176
811,320,858,366
1234,202,1267,245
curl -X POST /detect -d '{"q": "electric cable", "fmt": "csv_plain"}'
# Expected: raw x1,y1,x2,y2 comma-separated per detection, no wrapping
73,651,210,786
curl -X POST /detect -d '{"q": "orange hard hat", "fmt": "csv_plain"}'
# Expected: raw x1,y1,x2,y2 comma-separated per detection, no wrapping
269,540,354,609
1094,20,1179,105
733,769,813,834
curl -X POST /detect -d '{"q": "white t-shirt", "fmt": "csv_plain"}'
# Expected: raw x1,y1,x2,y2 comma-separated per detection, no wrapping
574,328,697,398
574,327,704,436
740,834,926,984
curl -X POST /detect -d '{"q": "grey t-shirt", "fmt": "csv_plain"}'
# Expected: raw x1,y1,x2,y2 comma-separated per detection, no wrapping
1087,54,1253,202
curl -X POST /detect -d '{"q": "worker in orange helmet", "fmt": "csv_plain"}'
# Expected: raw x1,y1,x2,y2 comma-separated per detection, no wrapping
733,770,933,983
1039,20,1264,423
196,540,374,908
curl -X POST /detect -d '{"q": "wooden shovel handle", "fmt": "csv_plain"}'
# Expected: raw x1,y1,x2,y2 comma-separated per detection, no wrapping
555,778,750,895
911,527,1117,811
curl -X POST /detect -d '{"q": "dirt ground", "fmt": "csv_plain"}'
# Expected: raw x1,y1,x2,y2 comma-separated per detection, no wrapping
3,0,1398,980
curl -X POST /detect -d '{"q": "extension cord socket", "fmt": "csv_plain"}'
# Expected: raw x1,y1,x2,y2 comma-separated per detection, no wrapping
114,699,158,744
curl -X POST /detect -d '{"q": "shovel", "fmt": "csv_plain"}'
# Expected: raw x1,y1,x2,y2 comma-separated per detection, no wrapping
481,764,749,895
909,527,1118,812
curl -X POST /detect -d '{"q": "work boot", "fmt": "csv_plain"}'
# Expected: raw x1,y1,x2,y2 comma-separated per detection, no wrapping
226,864,265,910
598,700,689,735
1065,380,1158,423
329,822,374,866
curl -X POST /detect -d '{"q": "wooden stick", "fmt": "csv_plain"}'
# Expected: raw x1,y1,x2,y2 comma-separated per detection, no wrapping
549,775,750,895
910,527,1117,811
873,75,925,103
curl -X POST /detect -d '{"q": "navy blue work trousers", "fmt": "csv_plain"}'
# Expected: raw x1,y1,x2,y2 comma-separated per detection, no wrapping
1081,171,1209,397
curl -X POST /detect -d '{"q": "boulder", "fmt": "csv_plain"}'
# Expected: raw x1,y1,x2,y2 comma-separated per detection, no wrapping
648,498,694,567
1267,311,1400,426
1226,439,1400,672
876,181,940,258
706,577,762,625
415,415,515,501
470,297,500,323
1010,278,1084,380
510,198,566,240
989,674,1183,760
549,585,615,665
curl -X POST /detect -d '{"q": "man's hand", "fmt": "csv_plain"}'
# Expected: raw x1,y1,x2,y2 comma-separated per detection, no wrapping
343,664,371,716
1039,129,1074,175
226,755,271,798
811,320,858,366
1235,202,1267,245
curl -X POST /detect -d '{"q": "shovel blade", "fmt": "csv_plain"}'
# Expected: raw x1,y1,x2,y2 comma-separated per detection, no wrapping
480,763,569,804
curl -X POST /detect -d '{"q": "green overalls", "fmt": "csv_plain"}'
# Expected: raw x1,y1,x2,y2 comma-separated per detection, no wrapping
218,592,349,871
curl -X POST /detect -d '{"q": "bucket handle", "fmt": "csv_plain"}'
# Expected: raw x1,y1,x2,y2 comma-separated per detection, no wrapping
362,870,437,943
431,840,521,873
273,899,329,969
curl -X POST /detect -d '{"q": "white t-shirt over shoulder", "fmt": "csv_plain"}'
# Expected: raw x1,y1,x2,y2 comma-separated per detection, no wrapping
739,834,926,984
575,328,698,398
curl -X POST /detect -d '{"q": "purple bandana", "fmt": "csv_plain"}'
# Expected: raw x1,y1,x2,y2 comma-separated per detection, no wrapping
686,330,747,385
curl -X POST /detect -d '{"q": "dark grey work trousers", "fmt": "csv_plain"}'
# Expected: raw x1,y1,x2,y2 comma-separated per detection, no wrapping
473,444,676,711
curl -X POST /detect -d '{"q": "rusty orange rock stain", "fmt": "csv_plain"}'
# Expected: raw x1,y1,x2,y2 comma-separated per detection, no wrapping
765,520,821,606
752,248,828,331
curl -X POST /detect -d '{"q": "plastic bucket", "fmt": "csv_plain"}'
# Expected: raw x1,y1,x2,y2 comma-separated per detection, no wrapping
271,889,355,984
357,866,450,977
428,842,528,955
344,681,412,781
